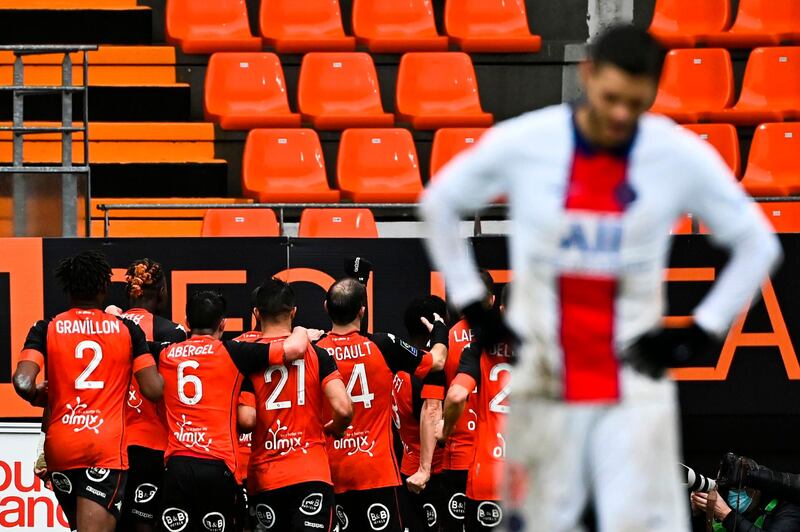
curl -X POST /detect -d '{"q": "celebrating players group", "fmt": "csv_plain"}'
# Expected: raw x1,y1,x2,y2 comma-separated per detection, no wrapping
12,251,516,532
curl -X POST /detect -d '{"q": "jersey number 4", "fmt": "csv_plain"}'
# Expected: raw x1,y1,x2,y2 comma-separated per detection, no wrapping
75,340,104,390
346,363,374,408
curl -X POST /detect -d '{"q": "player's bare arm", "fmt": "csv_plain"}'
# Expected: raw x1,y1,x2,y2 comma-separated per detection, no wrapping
282,326,310,362
322,377,353,439
407,397,442,494
237,403,256,432
135,365,164,402
440,380,472,443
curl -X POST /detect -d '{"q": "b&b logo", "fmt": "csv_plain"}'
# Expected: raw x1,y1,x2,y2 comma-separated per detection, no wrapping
86,468,110,482
51,472,72,493
300,493,324,515
255,504,275,529
423,503,438,527
367,503,390,531
162,507,189,532
202,512,225,532
335,505,349,530
134,483,158,504
477,501,503,527
448,493,466,520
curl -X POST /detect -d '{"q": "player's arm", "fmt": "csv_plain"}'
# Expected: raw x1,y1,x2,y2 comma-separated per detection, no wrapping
371,319,449,378
408,371,445,494
316,346,353,438
226,339,298,377
237,381,256,432
283,326,310,362
14,320,49,407
125,320,164,402
439,343,481,442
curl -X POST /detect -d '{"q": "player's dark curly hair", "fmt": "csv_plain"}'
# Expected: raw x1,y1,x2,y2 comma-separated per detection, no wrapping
125,258,165,299
54,250,112,300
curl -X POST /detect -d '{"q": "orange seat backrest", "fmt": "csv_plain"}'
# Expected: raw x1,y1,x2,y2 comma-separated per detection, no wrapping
649,0,731,35
337,129,422,192
353,0,439,39
298,53,385,116
445,0,534,38
396,52,484,115
741,122,800,196
430,128,488,177
298,208,379,238
260,0,348,40
242,129,328,194
728,0,800,33
201,209,280,237
681,124,741,177
758,202,800,233
205,53,291,117
166,0,252,39
652,49,733,111
736,47,800,109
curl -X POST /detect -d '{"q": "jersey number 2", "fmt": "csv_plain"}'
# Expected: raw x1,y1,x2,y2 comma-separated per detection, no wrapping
75,340,104,390
489,363,512,414
265,360,306,411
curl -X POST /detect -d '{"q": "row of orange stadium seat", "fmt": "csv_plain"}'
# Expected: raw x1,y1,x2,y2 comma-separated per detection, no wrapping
201,208,378,237
650,47,800,125
242,127,486,203
649,0,800,49
205,51,493,131
166,0,540,55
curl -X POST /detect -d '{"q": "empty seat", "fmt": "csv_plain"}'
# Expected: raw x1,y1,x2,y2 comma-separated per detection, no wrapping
445,0,542,53
260,0,355,53
298,53,393,130
430,127,488,177
204,53,300,130
681,124,741,177
740,123,800,197
201,209,280,237
648,0,731,48
352,0,448,52
337,129,423,202
298,208,379,237
650,49,733,123
242,129,340,203
396,52,493,130
705,47,800,125
698,0,800,48
166,0,261,54
758,202,800,232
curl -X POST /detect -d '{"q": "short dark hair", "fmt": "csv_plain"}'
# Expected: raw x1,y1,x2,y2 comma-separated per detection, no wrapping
326,278,366,326
55,250,111,300
255,278,295,320
590,24,663,79
186,290,226,331
404,295,447,340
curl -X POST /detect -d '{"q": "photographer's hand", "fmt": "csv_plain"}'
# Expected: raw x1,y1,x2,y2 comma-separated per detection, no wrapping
691,492,732,521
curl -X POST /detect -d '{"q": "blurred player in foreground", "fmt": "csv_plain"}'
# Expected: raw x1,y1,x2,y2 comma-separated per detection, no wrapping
420,24,781,531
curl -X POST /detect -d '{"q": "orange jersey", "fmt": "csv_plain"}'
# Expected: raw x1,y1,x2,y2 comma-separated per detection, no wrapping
237,334,342,493
392,371,445,477
120,308,186,451
443,319,478,471
236,390,255,482
316,330,434,494
21,308,155,472
454,342,513,501
159,335,284,483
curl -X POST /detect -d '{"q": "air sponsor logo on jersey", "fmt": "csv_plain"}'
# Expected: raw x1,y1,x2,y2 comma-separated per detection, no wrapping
127,385,143,413
162,507,189,532
325,341,373,361
332,426,375,457
265,418,309,456
86,467,110,482
51,472,72,493
423,503,438,528
335,505,349,530
62,397,104,434
173,414,212,452
477,501,503,527
134,483,158,504
55,317,121,335
239,431,252,448
299,493,324,516
448,493,466,520
367,503,390,531
255,504,275,528
202,512,225,532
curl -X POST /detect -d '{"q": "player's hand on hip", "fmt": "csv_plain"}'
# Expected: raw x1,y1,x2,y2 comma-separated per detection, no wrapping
406,470,430,494
323,419,346,439
625,322,718,379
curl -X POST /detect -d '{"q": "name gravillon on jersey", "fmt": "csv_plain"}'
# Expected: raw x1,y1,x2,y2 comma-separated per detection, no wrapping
55,316,121,335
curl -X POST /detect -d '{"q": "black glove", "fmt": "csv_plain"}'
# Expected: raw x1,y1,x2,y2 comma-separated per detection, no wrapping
429,317,449,347
625,323,717,379
344,257,373,285
461,301,508,351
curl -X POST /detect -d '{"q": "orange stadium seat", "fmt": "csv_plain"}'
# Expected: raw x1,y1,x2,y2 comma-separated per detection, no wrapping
260,0,355,53
204,53,300,130
396,52,493,130
705,47,800,125
298,53,393,130
298,208,379,237
337,129,423,202
201,208,280,237
698,0,800,48
166,0,261,54
648,0,731,48
242,129,340,203
682,124,741,177
758,202,800,232
740,123,800,197
430,127,488,177
352,0,448,52
650,49,733,123
444,0,542,53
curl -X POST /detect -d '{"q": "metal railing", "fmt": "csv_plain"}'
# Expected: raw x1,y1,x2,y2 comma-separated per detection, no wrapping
1,44,97,237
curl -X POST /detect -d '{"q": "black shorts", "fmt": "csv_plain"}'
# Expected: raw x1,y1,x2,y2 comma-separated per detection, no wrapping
157,456,239,532
120,446,164,526
236,482,251,532
50,467,127,527
251,481,334,531
440,469,468,531
401,473,444,532
465,498,504,531
335,486,404,532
